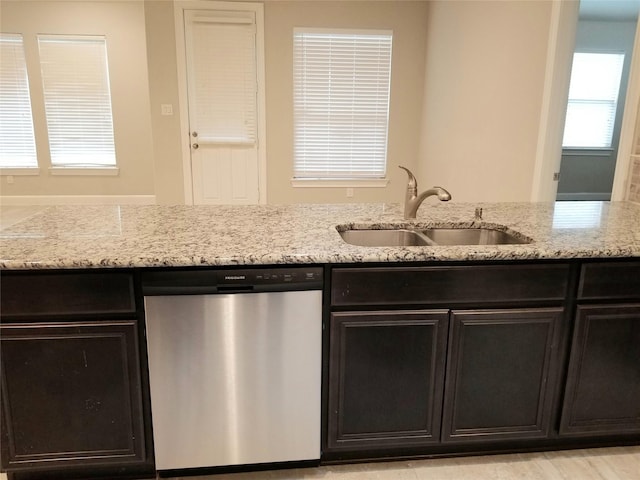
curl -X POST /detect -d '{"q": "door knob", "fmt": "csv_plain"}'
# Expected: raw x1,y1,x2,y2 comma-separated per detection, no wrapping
192,143,199,149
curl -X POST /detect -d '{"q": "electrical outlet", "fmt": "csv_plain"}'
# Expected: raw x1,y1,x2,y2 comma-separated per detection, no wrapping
553,172,560,181
7,175,14,184
346,188,354,198
161,104,173,116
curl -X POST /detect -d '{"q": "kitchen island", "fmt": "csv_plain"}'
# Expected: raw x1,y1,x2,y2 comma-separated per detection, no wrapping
1,201,639,480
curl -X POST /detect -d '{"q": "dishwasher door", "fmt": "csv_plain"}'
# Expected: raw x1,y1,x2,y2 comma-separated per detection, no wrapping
144,290,322,471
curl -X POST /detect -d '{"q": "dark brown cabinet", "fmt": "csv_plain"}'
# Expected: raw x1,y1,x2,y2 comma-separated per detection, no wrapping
0,271,154,480
328,263,571,456
559,261,640,437
560,305,640,436
327,310,449,450
442,308,563,442
1,321,146,468
2,259,638,476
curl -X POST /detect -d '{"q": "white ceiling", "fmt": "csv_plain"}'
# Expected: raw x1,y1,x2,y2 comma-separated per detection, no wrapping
580,0,640,21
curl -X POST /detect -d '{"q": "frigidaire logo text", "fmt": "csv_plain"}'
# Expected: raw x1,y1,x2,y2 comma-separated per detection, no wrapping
224,275,246,280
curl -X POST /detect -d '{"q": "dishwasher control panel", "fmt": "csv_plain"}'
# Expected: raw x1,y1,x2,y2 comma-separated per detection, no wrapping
142,267,323,295
232,269,320,285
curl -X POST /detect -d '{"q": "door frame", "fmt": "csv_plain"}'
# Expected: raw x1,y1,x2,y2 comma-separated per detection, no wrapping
532,1,640,202
612,20,640,200
173,0,267,205
530,0,578,202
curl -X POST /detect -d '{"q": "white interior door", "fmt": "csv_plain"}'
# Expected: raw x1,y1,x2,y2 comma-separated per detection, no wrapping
183,7,261,204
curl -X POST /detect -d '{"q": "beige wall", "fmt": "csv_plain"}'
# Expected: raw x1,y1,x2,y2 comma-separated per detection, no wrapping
144,0,184,204
418,0,553,203
264,1,429,204
0,0,155,198
2,0,430,204
628,157,640,203
150,0,431,204
2,0,581,206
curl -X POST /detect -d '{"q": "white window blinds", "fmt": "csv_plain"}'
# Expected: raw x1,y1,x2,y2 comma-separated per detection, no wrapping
562,52,625,149
293,29,392,179
38,35,116,167
0,33,37,168
186,12,257,144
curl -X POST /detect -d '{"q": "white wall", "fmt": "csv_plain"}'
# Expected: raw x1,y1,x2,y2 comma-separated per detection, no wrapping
418,0,553,203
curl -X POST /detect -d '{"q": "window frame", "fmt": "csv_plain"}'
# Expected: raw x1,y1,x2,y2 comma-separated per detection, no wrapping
291,28,393,187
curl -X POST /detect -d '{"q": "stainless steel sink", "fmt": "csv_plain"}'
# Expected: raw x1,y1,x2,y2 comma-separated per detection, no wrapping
339,229,434,247
338,226,531,247
422,228,530,245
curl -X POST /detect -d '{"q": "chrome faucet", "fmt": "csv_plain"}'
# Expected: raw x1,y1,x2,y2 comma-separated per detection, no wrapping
398,166,451,219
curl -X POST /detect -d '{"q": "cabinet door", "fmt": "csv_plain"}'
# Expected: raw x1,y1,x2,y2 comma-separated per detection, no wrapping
442,308,563,443
327,310,449,451
0,321,147,471
560,304,640,436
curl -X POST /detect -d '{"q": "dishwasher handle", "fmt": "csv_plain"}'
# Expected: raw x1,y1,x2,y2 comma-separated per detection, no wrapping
142,285,240,296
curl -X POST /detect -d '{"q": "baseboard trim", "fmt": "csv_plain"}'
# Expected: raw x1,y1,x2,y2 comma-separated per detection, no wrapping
0,195,157,205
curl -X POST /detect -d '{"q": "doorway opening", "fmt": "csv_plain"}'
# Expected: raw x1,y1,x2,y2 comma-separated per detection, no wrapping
556,0,639,201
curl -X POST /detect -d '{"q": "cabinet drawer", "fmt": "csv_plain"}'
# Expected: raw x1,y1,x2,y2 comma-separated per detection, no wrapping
578,262,640,300
331,264,570,307
1,272,136,318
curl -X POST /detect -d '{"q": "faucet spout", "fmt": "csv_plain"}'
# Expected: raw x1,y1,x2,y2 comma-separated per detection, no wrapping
398,166,451,219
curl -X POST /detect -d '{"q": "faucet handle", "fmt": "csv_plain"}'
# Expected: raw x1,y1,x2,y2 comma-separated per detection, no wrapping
398,165,417,189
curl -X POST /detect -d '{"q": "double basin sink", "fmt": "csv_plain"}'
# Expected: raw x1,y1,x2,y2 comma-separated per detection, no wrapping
338,225,531,247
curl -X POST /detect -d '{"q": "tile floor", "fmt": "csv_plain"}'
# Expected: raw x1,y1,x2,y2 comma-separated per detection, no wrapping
167,446,640,480
0,446,638,479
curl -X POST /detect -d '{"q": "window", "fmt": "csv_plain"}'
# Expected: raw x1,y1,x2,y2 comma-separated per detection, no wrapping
562,52,625,149
293,29,392,181
38,34,116,168
187,12,257,145
0,33,37,169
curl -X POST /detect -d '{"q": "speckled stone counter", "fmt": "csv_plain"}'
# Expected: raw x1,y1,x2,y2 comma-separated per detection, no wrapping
1,201,639,270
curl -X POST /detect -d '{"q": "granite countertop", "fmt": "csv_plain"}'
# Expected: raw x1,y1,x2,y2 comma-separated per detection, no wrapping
1,201,639,270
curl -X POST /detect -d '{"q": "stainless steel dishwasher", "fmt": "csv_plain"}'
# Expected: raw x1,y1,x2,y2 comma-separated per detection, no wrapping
142,267,323,471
